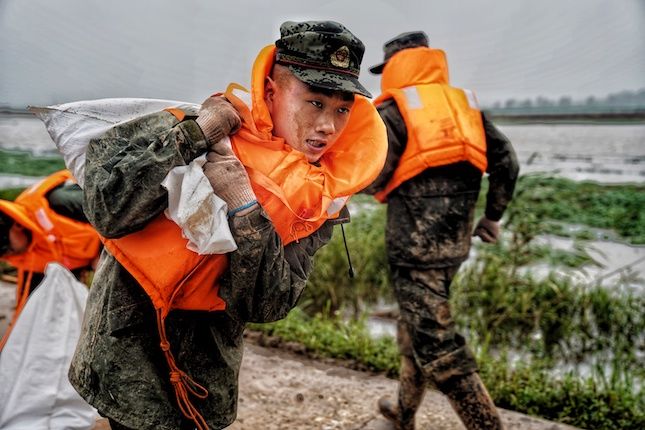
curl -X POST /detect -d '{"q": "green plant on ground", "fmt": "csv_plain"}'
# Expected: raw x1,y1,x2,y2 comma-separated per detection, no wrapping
0,187,25,201
477,174,645,244
249,308,399,375
0,149,65,177
453,184,645,371
301,194,391,317
479,351,644,430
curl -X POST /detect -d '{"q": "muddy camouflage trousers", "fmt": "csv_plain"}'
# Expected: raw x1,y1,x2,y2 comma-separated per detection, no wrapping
391,265,478,386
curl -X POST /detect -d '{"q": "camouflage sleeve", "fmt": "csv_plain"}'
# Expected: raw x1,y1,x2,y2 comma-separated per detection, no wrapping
83,112,208,238
47,183,88,223
220,208,334,323
482,112,520,221
361,99,407,195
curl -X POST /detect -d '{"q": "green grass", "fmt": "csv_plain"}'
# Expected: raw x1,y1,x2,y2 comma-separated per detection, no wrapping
0,149,65,177
249,308,399,375
300,194,391,317
480,352,644,430
0,187,26,201
478,175,645,244
452,242,645,370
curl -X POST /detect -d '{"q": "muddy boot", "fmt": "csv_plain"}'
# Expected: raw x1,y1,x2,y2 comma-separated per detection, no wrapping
377,355,426,430
441,373,504,430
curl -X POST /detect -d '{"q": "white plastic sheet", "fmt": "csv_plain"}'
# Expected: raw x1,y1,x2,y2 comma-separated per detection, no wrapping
162,151,237,254
0,263,98,430
31,98,236,254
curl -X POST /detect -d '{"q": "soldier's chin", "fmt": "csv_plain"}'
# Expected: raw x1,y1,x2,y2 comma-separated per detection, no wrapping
305,152,323,163
304,142,327,162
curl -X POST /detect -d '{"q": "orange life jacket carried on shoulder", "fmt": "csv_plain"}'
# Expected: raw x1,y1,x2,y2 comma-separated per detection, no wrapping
374,46,487,202
101,44,387,429
0,169,100,350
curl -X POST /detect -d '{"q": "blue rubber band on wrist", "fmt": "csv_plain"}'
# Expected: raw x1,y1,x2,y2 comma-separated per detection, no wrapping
227,200,258,218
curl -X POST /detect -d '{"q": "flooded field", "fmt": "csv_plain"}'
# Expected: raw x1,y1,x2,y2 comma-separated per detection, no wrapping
1,114,644,183
499,123,645,184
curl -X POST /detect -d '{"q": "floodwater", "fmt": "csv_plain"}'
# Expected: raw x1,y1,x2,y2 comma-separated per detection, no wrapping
498,123,645,184
1,114,644,183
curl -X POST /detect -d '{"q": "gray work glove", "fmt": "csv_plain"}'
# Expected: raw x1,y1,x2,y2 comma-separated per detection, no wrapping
203,139,257,217
195,96,242,146
473,216,500,244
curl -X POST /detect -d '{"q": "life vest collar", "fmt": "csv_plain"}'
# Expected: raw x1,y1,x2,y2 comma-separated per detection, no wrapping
379,46,450,95
236,45,387,198
221,46,386,242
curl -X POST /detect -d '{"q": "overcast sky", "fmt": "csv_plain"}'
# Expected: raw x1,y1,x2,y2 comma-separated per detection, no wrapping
1,0,644,108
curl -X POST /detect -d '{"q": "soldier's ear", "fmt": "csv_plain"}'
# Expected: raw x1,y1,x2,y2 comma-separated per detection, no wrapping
265,76,276,111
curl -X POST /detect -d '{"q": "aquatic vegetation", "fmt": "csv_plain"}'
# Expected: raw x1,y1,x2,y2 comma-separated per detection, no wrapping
483,174,645,244
0,149,66,177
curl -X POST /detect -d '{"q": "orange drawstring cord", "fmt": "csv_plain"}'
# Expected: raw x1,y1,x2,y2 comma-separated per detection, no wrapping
156,308,209,430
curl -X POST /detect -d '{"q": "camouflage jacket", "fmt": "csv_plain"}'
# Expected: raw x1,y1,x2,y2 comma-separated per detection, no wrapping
363,100,519,268
68,111,336,429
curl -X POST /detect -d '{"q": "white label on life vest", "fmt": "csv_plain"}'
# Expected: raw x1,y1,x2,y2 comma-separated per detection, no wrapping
463,89,479,109
35,208,55,232
327,196,349,216
402,87,423,109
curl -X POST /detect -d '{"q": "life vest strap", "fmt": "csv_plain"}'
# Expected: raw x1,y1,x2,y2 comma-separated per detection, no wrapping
155,308,209,430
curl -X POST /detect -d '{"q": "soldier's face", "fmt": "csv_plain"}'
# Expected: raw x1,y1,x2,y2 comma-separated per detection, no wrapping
6,223,30,255
265,71,354,163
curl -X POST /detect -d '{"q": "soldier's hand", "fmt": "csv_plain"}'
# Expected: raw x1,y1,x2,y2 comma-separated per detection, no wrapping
473,216,500,244
203,146,257,217
195,96,242,146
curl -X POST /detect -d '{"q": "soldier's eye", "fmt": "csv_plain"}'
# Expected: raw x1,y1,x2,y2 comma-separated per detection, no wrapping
309,100,323,109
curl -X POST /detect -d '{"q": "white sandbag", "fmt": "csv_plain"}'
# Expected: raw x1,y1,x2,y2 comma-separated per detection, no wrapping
0,263,98,430
161,151,237,254
29,98,200,187
30,97,236,254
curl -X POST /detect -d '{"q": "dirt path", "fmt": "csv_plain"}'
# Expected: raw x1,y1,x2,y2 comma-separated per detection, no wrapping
1,281,579,429
227,343,579,430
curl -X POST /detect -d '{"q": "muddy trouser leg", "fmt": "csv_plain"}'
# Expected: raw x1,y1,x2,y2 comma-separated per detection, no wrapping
391,265,504,430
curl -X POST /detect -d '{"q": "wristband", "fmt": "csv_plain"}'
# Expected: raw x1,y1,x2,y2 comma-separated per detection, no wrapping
227,200,258,218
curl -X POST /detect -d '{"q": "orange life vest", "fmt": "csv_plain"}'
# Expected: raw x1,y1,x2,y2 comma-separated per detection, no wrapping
373,46,488,202
0,169,100,350
102,44,387,429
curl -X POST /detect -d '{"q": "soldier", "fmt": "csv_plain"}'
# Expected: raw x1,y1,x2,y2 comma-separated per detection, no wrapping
363,32,519,430
68,21,386,430
0,170,100,350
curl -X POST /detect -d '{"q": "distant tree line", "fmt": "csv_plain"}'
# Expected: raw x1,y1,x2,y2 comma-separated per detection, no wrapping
485,88,645,115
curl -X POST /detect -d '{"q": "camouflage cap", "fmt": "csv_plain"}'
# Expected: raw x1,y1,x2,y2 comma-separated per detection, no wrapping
275,20,371,98
369,31,429,74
